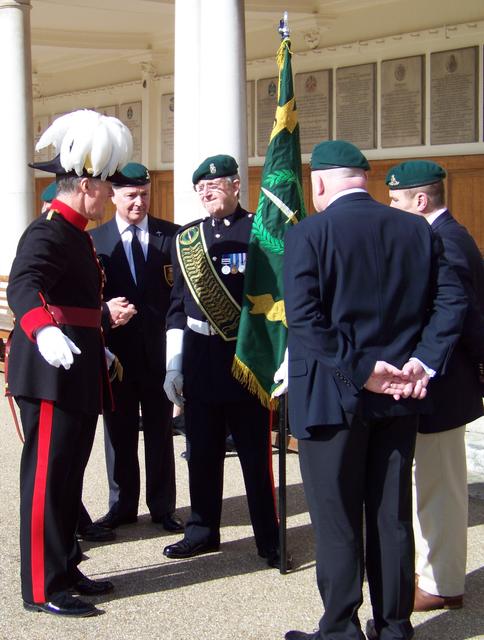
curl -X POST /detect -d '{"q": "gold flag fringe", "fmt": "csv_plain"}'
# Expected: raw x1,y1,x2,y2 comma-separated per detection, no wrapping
276,37,291,69
232,355,277,411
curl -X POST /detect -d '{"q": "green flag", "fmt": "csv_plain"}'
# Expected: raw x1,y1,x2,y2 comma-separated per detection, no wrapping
232,37,306,409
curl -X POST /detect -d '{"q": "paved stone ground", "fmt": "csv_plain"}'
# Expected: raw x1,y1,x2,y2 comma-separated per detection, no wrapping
0,386,483,640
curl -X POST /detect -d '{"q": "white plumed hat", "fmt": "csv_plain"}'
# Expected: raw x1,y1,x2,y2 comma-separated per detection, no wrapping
31,109,133,182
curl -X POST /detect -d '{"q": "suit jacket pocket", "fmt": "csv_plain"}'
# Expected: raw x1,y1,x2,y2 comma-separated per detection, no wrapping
289,358,307,377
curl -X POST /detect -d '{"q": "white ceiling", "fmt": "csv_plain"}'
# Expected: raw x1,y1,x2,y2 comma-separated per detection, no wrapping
30,0,484,96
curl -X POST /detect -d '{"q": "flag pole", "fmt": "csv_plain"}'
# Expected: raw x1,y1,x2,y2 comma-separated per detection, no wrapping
233,7,305,573
278,10,289,576
278,392,288,574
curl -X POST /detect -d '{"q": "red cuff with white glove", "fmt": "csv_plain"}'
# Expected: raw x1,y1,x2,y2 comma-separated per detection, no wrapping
20,305,57,342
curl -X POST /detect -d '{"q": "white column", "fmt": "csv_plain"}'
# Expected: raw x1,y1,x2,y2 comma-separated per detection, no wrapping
199,0,248,208
173,0,249,226
173,0,203,226
0,0,34,274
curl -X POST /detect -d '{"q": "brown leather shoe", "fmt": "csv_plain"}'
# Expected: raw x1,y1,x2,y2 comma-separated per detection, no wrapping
414,586,463,612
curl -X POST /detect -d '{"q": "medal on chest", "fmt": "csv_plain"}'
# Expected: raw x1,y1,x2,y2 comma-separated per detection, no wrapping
221,253,247,275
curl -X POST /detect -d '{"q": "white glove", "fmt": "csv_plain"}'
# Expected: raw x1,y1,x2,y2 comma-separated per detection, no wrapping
164,328,185,406
166,328,184,371
164,370,185,407
105,347,116,368
36,325,81,370
272,348,289,398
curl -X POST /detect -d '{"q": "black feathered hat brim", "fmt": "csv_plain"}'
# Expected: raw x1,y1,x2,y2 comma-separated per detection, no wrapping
29,154,127,185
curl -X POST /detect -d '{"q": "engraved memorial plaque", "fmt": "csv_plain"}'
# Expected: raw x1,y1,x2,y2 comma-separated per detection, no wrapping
257,76,278,156
247,80,255,157
295,70,332,153
336,63,376,149
120,101,142,162
381,56,424,148
33,115,51,162
98,105,117,117
431,47,477,144
161,93,174,164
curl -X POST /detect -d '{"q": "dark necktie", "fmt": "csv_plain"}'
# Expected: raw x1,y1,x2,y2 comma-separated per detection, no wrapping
130,224,146,288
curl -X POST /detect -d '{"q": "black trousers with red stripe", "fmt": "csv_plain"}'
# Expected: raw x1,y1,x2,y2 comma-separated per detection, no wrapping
17,397,97,603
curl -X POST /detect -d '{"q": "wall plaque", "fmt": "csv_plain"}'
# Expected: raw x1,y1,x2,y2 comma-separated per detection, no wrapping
161,93,174,164
256,76,278,156
381,55,424,148
98,105,117,117
33,115,51,162
120,101,142,162
431,47,477,145
295,70,332,153
336,63,376,149
247,80,255,157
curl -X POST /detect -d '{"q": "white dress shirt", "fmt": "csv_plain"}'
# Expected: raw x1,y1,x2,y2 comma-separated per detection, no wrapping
115,213,149,283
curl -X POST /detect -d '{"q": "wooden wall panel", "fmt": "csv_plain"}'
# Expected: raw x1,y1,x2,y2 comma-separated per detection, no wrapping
150,171,175,222
34,154,484,253
35,177,52,214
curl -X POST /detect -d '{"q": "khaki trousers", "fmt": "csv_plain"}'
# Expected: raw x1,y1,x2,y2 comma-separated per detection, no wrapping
412,426,467,597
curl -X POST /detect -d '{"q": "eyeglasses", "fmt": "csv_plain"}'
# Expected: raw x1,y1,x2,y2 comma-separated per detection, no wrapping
194,178,231,195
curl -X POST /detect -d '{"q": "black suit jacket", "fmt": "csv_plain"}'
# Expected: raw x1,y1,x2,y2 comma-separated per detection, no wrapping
90,215,179,383
418,210,484,433
284,192,467,439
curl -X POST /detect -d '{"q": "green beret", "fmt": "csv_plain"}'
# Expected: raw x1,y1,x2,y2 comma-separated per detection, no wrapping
386,160,446,190
192,154,238,185
114,162,151,187
41,181,57,203
311,140,370,171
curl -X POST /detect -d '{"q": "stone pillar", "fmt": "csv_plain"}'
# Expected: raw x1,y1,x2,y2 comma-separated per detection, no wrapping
173,0,248,225
199,0,248,208
0,0,34,274
173,0,203,226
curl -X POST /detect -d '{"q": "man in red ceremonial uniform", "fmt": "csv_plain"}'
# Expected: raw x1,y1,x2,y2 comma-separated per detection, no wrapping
6,110,133,617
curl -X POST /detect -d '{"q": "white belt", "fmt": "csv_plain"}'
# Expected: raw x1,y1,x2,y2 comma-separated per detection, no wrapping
187,316,218,336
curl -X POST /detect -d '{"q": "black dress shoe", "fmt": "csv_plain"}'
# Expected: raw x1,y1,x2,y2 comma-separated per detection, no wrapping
259,548,293,570
285,631,320,640
94,510,138,529
72,575,114,596
76,523,116,542
163,538,220,559
23,591,98,617
365,620,378,640
152,512,185,532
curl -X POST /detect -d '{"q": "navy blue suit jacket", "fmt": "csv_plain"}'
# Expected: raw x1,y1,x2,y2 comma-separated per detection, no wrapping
91,215,178,383
166,206,253,402
283,192,467,439
418,210,484,432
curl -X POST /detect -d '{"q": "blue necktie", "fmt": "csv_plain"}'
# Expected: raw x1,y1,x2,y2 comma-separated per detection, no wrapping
130,225,146,288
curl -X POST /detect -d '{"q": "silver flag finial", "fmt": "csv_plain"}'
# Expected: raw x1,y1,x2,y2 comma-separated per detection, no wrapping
278,11,290,39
